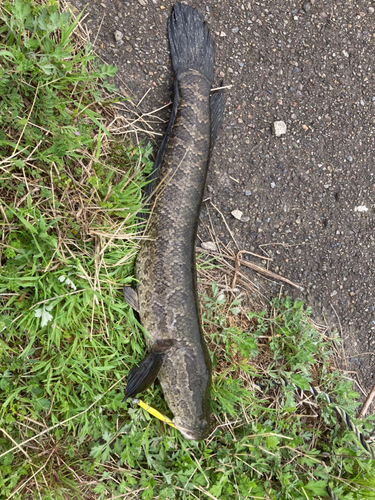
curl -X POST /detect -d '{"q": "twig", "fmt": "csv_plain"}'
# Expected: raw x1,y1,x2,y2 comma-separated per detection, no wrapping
0,145,30,165
211,85,233,91
13,82,40,155
358,383,375,419
92,12,105,48
6,449,54,500
197,247,302,290
232,250,271,290
0,428,31,461
210,201,240,250
240,259,302,290
137,88,151,107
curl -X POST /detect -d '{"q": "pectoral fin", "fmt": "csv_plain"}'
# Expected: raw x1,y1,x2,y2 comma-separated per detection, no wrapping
123,286,140,313
123,340,175,401
123,351,165,401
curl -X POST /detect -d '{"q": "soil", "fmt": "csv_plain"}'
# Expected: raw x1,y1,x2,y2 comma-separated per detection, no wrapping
71,0,375,411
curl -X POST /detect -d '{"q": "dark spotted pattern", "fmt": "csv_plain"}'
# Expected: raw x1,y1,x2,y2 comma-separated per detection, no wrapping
136,69,213,440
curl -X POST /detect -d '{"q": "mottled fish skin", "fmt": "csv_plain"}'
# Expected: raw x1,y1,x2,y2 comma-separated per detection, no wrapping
134,3,223,441
136,70,212,440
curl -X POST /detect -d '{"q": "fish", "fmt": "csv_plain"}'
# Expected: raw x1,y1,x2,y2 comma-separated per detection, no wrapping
123,2,224,440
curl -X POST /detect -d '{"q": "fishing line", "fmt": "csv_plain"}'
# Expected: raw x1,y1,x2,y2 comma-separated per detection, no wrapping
277,376,375,459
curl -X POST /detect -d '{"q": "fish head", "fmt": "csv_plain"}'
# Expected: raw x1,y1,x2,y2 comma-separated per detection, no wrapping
172,416,210,441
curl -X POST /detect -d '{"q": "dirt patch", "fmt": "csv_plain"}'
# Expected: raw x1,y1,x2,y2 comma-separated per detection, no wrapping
71,0,375,409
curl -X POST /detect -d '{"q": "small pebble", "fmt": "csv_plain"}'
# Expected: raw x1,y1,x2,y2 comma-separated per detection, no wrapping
231,209,243,220
137,0,147,5
245,190,251,196
346,155,353,162
303,2,311,12
114,30,123,42
273,121,287,137
270,182,276,189
231,27,239,33
201,241,217,251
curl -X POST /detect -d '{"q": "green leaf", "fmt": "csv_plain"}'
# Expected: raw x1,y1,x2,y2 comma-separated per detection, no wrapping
209,484,222,497
0,50,16,60
290,373,311,390
304,480,328,495
266,435,280,450
34,304,53,327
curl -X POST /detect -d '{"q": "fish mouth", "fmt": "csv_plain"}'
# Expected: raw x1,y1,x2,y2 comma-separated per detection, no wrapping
173,421,209,441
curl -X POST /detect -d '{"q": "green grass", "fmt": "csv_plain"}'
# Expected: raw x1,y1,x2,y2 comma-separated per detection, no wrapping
1,1,375,499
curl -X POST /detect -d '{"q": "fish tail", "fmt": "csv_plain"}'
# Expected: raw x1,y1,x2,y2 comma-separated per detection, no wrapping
168,3,214,83
143,3,216,202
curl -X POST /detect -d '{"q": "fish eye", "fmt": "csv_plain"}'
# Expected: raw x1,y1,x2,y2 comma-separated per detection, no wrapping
199,421,207,430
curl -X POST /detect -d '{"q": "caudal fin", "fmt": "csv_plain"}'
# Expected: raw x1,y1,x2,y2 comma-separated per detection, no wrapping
141,4,217,216
168,3,214,82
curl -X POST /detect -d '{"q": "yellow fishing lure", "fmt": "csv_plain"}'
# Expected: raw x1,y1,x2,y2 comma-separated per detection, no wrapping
133,399,177,429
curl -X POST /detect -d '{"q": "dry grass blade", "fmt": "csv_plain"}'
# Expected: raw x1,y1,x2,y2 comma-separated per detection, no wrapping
6,449,55,500
196,246,302,291
237,256,303,290
358,383,375,419
0,375,127,461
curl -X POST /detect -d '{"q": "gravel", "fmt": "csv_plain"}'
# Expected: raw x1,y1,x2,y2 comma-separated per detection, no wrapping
273,121,287,137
